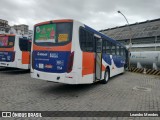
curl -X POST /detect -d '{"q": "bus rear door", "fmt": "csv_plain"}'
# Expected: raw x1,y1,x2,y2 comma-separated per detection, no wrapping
95,36,102,81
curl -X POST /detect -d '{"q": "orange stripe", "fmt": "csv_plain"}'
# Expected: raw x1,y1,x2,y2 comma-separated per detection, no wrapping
35,21,51,26
82,52,95,76
35,19,73,26
0,34,15,37
33,42,71,51
22,51,30,64
102,64,106,71
53,19,73,23
0,47,14,51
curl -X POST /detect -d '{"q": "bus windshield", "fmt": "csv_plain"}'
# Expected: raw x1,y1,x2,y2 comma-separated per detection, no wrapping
0,36,15,48
34,22,73,46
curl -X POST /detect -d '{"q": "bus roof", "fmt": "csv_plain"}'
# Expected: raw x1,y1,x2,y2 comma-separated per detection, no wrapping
35,19,73,26
34,19,126,49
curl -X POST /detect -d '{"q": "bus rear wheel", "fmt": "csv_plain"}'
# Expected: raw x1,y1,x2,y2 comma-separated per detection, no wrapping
101,68,109,84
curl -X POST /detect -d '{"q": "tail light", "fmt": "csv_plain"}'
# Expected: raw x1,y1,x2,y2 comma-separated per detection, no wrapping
32,52,34,69
67,52,74,73
11,51,15,62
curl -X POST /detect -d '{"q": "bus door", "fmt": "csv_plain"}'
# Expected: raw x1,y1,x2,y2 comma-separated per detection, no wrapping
19,38,31,65
95,36,102,81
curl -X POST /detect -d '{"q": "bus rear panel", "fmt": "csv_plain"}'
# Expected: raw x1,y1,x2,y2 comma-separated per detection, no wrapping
31,20,77,84
0,34,31,69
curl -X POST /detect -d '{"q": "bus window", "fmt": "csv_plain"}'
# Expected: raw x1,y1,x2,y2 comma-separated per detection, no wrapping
119,46,124,56
111,44,116,55
0,36,15,48
123,48,127,57
19,38,31,51
34,23,73,46
102,40,106,53
105,40,111,54
117,45,120,55
120,47,123,56
79,27,94,52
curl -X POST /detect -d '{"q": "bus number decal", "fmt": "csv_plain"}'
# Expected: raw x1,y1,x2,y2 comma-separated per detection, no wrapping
58,34,68,42
50,53,58,58
56,60,64,66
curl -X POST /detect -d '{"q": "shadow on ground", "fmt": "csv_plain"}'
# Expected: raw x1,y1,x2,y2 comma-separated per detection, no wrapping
0,67,30,74
39,81,105,98
36,73,123,97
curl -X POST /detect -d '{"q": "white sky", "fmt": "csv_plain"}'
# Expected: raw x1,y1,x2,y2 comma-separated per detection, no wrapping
0,0,160,30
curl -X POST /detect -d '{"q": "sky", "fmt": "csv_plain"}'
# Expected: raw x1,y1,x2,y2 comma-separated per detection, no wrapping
0,0,160,30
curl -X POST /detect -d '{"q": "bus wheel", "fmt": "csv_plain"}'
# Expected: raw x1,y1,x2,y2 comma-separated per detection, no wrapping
101,68,109,84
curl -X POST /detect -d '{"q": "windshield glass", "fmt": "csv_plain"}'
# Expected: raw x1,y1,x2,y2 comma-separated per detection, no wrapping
0,36,15,48
34,22,73,46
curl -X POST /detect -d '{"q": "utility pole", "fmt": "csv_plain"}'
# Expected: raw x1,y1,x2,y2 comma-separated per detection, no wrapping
117,10,132,70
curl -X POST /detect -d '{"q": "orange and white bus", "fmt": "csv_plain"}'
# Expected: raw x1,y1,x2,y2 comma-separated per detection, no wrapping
31,19,128,84
0,34,31,69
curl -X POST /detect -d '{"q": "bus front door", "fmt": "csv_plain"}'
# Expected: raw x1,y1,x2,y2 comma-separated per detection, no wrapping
95,38,102,81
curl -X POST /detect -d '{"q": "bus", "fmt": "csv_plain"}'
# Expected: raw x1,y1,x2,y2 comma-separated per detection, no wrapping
31,19,128,84
0,34,31,69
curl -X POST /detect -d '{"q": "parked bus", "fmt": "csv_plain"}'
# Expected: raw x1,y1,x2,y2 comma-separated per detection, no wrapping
0,34,31,69
31,19,128,84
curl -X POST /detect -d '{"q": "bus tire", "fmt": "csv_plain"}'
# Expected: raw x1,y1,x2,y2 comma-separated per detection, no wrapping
101,68,109,84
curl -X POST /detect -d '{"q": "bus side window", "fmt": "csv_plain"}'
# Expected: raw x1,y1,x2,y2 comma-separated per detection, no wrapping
87,32,94,52
79,27,94,52
117,45,120,56
111,44,116,55
119,46,122,56
119,46,124,56
106,41,111,55
102,39,106,53
124,49,127,58
121,48,126,59
79,28,86,51
28,40,32,51
19,38,31,51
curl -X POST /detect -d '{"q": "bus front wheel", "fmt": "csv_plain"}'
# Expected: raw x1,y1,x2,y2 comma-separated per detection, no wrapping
101,68,109,84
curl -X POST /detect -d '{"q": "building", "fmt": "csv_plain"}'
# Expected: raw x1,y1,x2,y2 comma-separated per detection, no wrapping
0,19,10,33
12,24,29,35
28,30,33,38
100,18,160,51
0,18,31,36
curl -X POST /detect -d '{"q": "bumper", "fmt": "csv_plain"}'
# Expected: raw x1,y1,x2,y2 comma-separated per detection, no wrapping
0,62,30,69
0,62,16,68
31,70,78,84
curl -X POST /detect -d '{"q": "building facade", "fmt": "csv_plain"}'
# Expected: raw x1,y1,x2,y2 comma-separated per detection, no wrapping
0,19,10,33
12,24,29,35
100,18,160,52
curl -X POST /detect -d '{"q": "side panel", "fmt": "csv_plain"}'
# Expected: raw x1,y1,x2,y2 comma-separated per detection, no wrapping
0,51,15,62
110,55,125,77
82,52,95,76
22,51,30,64
102,54,125,77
